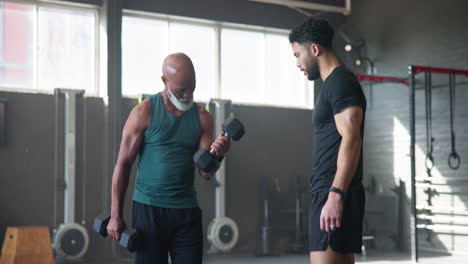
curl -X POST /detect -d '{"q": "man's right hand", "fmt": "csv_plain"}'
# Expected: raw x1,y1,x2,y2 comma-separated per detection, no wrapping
107,216,127,241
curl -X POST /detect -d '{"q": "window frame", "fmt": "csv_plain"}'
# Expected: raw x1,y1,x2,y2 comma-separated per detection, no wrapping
0,0,99,95
123,9,313,109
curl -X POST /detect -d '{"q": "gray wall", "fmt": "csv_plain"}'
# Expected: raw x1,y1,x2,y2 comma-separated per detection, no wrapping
0,91,108,258
211,104,313,252
340,0,468,254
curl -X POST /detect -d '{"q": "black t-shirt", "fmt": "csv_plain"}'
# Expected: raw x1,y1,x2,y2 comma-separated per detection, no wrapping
311,66,366,193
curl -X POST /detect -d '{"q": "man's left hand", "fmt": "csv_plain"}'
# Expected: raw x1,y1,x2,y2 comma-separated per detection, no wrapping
320,191,343,232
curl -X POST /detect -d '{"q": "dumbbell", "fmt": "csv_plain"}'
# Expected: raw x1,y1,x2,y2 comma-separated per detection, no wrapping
93,214,139,253
193,117,245,172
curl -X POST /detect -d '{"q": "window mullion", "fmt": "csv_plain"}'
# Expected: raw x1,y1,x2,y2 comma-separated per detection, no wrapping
34,3,39,90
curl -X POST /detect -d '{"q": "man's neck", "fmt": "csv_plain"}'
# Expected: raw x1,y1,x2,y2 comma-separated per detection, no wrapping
319,53,341,81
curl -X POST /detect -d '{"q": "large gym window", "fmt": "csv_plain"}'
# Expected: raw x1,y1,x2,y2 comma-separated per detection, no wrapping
0,1,34,89
122,12,312,109
221,29,311,108
169,22,217,102
122,15,217,102
221,28,265,104
0,1,97,93
122,17,169,97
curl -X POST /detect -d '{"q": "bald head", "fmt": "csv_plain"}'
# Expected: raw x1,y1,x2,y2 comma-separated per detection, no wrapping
162,53,196,83
161,53,196,111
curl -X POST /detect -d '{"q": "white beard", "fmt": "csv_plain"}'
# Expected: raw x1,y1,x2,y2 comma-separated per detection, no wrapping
167,88,194,112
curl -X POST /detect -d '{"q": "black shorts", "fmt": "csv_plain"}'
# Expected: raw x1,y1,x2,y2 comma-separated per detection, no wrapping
132,201,203,264
308,186,365,253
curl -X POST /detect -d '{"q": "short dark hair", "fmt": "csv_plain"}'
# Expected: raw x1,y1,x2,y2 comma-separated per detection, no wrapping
289,19,334,50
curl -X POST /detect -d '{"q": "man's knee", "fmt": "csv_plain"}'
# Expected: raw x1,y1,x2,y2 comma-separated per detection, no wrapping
309,246,354,264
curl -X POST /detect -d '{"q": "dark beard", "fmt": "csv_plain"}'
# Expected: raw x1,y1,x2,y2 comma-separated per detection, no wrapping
306,60,320,81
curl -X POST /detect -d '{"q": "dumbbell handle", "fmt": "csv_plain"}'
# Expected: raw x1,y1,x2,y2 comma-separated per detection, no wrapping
94,216,126,240
208,132,231,156
106,226,138,252
100,227,124,240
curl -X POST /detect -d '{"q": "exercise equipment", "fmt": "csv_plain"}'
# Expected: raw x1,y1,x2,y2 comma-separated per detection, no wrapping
257,176,273,257
93,214,139,253
409,65,468,260
290,175,307,253
53,89,89,260
422,70,437,231
0,226,55,264
193,117,245,172
207,217,239,252
448,72,460,169
206,99,240,253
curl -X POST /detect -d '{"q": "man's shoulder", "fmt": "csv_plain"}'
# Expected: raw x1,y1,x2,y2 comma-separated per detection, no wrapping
198,105,213,128
329,67,359,85
198,105,210,117
135,98,152,115
326,68,362,96
129,98,152,130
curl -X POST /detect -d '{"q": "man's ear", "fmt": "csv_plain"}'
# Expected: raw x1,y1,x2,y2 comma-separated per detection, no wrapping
161,75,166,84
309,43,321,57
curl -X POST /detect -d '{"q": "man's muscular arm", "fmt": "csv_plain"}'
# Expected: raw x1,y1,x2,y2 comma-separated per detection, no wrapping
320,107,363,232
107,99,150,240
197,107,230,180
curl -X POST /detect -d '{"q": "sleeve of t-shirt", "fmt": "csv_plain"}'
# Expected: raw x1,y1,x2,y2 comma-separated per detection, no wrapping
326,74,365,115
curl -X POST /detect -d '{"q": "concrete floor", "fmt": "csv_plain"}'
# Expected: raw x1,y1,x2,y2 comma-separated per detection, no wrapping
70,250,466,264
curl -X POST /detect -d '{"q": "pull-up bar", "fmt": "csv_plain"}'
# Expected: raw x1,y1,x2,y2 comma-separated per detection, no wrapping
408,64,468,263
412,65,468,76
357,74,409,85
357,72,468,90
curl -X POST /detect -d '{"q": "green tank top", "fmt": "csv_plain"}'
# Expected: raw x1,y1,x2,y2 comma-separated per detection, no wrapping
133,93,201,208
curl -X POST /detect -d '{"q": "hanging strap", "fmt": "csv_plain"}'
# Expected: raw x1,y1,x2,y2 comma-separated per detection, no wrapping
448,72,460,169
424,71,435,172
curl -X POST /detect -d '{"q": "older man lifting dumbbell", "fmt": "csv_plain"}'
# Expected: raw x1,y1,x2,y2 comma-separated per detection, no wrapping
107,53,234,264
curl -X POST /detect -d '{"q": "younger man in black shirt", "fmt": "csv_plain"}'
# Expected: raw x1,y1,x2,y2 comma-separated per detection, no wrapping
289,19,366,264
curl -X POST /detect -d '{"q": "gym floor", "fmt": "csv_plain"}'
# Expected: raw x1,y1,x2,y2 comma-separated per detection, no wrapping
65,250,465,264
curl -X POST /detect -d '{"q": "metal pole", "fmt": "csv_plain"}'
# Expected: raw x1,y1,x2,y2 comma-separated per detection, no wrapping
56,89,84,224
64,92,76,224
408,66,418,262
214,100,225,218
368,59,374,110
54,90,60,228
212,99,231,218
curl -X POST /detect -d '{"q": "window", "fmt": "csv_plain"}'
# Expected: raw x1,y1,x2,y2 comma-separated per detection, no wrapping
0,1,97,93
37,6,96,92
0,1,34,88
122,17,216,102
265,33,310,108
169,22,216,102
122,16,168,96
221,29,311,108
122,12,312,108
221,28,265,104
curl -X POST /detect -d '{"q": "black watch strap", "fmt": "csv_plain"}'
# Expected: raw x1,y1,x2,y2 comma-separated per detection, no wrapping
329,186,345,198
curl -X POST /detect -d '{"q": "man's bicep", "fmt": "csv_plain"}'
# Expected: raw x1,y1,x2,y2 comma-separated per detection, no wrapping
118,105,149,163
334,107,363,137
199,109,214,150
